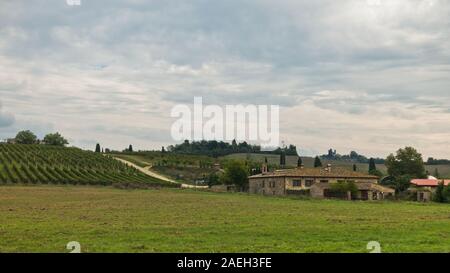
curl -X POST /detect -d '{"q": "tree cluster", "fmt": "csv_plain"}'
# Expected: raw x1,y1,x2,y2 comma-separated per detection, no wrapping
13,130,69,146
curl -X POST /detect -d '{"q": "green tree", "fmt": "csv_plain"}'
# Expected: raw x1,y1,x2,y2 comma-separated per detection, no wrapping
43,132,69,146
386,147,426,178
369,158,377,174
297,157,303,167
15,130,37,144
232,139,238,151
207,172,220,188
385,147,426,192
220,160,249,190
314,156,322,168
353,164,357,172
433,168,440,179
433,182,447,203
330,181,358,196
129,144,133,152
280,150,286,167
95,143,101,153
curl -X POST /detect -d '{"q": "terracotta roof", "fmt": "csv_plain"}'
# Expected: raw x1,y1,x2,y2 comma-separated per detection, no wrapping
249,167,379,180
411,179,450,187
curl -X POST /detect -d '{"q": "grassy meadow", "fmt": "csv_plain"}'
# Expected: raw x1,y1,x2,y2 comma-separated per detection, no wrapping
1,185,449,253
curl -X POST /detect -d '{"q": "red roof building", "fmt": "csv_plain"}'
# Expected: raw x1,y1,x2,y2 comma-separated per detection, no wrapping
411,179,450,187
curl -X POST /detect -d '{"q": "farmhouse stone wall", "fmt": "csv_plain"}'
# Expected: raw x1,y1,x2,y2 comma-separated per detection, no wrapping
250,176,378,197
249,177,286,196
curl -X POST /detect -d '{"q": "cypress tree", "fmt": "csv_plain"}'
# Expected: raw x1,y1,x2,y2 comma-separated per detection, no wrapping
433,182,446,203
280,151,286,167
95,143,101,153
129,144,133,152
297,157,303,167
369,158,376,174
434,168,440,179
314,156,322,168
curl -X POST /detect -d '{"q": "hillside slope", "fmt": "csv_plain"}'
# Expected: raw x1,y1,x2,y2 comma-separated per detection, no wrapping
0,144,178,187
222,153,450,177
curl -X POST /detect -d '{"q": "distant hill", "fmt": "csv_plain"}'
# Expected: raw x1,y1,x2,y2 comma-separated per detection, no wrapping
167,140,298,157
222,153,450,178
0,144,178,188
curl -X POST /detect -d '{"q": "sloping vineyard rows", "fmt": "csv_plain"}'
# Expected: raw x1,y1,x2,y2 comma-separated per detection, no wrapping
0,144,177,187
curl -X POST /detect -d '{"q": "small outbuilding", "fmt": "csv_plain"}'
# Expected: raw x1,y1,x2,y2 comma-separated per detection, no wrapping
409,179,450,202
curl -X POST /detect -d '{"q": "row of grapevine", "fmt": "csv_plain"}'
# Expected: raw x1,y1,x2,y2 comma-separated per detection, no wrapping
0,144,179,188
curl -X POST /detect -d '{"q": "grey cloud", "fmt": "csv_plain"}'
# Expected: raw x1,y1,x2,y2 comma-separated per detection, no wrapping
1,1,450,157
0,102,15,128
0,112,15,128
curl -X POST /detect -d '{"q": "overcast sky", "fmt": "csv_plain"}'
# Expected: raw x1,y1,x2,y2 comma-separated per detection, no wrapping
1,0,450,158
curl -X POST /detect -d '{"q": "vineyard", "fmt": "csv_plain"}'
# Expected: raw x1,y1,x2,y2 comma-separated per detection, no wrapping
0,144,178,187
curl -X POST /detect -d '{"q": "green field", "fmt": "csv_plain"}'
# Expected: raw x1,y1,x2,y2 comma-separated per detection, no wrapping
1,185,449,253
0,144,175,187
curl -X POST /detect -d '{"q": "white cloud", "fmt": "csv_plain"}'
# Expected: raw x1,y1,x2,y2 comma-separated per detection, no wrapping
0,0,449,157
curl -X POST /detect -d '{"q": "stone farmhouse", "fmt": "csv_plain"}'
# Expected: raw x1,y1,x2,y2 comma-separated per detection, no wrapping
248,164,395,201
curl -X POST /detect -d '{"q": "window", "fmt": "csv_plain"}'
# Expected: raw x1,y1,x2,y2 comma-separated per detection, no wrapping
293,180,302,187
305,179,314,187
320,180,329,183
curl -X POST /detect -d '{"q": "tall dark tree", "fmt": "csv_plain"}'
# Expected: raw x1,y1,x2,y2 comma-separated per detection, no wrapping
369,158,377,173
353,164,357,172
297,157,303,167
232,139,238,151
280,150,286,167
434,168,440,179
433,182,447,203
129,144,133,152
314,156,322,168
162,146,166,153
95,143,101,153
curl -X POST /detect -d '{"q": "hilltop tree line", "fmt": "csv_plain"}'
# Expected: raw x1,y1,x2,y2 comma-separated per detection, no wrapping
167,140,298,158
6,130,69,146
426,157,450,165
321,149,385,164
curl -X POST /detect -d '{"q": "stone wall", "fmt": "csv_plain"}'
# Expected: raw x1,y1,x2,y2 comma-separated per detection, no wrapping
249,177,286,196
250,176,378,197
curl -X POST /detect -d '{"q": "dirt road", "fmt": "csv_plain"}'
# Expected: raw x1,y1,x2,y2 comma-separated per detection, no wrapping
113,157,208,189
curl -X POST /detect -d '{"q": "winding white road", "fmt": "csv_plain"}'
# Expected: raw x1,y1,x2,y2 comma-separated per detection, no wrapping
113,157,208,189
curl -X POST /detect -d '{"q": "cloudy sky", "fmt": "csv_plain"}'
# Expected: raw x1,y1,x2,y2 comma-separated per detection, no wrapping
1,0,450,158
